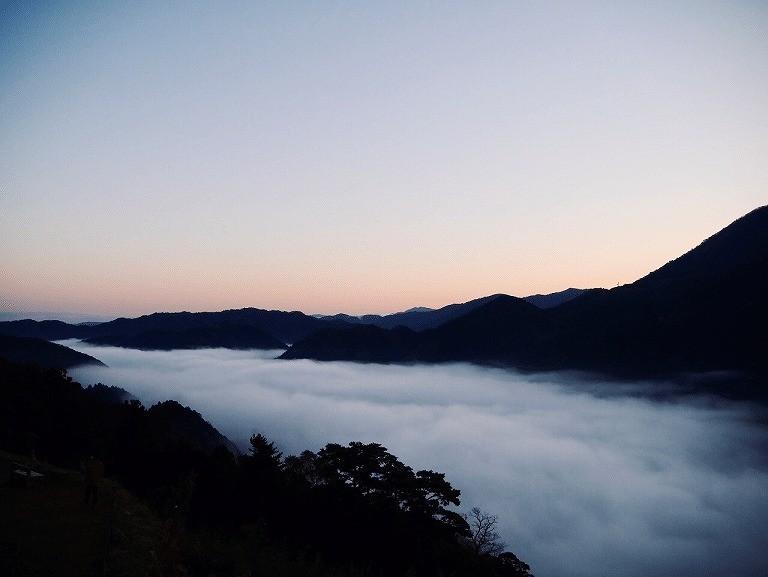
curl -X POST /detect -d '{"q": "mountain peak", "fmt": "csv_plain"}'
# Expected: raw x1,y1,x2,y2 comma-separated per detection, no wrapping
636,204,768,288
402,307,434,314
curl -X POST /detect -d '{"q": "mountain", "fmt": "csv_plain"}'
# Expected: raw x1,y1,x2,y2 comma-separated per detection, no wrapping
85,323,286,351
533,205,768,378
0,291,584,351
84,383,137,404
85,308,345,346
0,357,239,467
146,400,240,455
0,319,92,340
0,311,113,323
281,295,549,365
414,295,551,364
4,206,766,389
282,206,768,395
0,334,106,369
329,295,503,332
523,288,587,309
365,294,503,331
0,308,351,350
280,325,421,362
314,290,584,332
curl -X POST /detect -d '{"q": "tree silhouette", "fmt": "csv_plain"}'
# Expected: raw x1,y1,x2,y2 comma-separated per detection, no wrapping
498,551,534,576
464,507,505,555
245,433,284,472
314,442,463,522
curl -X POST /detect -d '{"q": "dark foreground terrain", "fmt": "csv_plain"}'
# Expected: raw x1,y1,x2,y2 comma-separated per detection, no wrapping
0,453,160,577
0,358,533,577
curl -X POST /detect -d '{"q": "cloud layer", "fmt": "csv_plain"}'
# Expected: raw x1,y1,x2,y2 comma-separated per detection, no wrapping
63,342,768,577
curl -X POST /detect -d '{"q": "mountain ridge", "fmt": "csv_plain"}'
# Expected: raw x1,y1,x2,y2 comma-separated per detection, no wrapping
281,205,768,397
0,289,586,349
2,206,766,400
0,334,106,369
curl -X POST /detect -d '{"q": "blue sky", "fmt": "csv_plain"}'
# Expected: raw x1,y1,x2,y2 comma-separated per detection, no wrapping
2,1,766,317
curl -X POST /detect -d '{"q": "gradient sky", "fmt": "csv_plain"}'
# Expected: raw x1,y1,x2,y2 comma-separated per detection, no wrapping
2,1,767,318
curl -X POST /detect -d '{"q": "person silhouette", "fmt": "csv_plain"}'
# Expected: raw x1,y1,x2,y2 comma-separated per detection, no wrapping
83,456,105,507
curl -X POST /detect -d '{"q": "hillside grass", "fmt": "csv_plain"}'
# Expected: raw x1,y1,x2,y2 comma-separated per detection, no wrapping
0,452,384,577
0,451,167,577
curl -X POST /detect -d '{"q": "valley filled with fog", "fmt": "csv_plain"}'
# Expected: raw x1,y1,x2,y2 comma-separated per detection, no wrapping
60,341,768,577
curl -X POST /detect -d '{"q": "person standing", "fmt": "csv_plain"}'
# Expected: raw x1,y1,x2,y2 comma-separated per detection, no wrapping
83,456,105,507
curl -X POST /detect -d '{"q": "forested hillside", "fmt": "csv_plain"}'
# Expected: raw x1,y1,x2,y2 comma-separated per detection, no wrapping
0,358,532,577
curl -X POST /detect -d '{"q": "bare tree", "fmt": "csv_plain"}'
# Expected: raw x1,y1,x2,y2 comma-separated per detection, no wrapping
463,507,506,555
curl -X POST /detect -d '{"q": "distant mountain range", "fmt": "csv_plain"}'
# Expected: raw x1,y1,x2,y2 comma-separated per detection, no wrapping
318,289,586,331
0,308,345,351
1,206,766,399
0,290,586,358
318,294,501,331
85,323,286,351
522,287,587,309
281,206,768,396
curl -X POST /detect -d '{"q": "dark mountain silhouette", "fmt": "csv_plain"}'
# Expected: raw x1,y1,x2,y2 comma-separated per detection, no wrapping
0,334,106,369
3,206,766,398
316,312,367,324
402,306,434,313
0,308,349,350
316,295,503,332
147,399,240,455
0,296,507,350
0,290,583,351
281,295,551,365
280,325,421,363
362,294,503,331
316,290,584,331
0,357,238,470
414,295,551,364
84,382,136,404
282,206,768,396
86,323,286,351
523,287,587,309
85,308,344,346
0,319,92,340
532,205,768,378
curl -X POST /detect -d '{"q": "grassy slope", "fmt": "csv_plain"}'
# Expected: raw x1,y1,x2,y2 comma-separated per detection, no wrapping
0,452,395,577
0,452,166,577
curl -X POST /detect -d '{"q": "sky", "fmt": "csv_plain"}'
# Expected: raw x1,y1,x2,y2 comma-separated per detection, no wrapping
2,1,767,318
62,343,768,577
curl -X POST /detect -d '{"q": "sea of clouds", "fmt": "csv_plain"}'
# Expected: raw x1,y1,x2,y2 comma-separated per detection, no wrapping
60,341,768,577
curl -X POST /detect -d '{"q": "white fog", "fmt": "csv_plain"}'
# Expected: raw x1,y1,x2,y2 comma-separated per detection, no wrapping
60,341,768,577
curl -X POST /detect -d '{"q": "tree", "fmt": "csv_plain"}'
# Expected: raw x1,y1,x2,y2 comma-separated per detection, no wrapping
315,441,406,496
463,507,505,555
413,469,462,514
244,433,283,473
238,433,286,526
313,442,463,520
307,441,471,574
498,551,534,576
284,449,322,487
